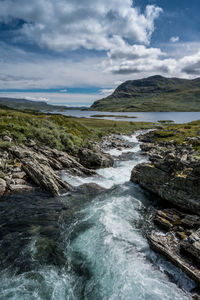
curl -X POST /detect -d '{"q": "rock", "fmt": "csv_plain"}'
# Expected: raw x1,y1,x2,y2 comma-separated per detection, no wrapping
13,179,26,185
2,135,12,142
181,229,200,263
12,171,26,179
78,147,114,169
0,178,6,196
131,161,200,214
181,215,200,228
22,158,72,195
140,143,155,153
148,232,200,284
9,184,33,193
76,183,106,195
25,139,36,147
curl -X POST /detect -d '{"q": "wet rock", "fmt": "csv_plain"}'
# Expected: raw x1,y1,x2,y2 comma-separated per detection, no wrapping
33,236,66,267
76,183,106,195
140,143,155,153
78,147,114,169
148,232,200,284
181,215,200,228
181,229,200,264
22,158,71,195
9,184,33,193
0,178,6,196
131,160,200,214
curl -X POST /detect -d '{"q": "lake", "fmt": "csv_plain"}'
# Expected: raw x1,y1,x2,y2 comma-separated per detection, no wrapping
55,110,200,123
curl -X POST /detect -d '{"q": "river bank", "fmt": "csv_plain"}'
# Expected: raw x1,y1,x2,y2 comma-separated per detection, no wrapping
131,124,200,290
0,130,197,299
0,116,200,298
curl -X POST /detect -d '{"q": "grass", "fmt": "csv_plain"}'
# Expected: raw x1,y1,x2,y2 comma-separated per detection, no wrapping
153,120,200,152
89,76,200,112
0,107,154,153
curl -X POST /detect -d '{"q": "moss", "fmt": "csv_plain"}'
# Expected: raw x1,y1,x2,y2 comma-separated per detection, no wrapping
0,171,5,179
153,120,200,153
179,232,187,240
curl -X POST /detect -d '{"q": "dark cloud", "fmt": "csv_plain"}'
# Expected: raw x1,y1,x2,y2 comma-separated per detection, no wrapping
182,61,200,75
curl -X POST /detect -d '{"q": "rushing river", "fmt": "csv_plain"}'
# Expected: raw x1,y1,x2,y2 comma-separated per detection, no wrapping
0,132,196,299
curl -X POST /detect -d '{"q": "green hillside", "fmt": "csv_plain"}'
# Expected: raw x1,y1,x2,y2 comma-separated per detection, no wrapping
90,75,200,112
0,97,86,112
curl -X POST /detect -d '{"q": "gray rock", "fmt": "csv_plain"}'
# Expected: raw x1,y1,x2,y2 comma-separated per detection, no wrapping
25,139,36,147
22,158,71,195
9,184,33,193
181,229,200,263
78,147,114,169
2,135,12,142
12,171,26,179
76,183,106,195
148,232,200,284
0,178,6,196
131,159,200,214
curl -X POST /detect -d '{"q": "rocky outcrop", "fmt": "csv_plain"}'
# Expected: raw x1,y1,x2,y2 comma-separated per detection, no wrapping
132,130,200,285
0,144,99,196
78,146,114,169
76,183,106,195
131,137,200,214
0,136,117,196
148,208,200,284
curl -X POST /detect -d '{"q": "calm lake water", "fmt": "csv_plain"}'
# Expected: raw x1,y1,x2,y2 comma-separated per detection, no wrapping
56,110,200,123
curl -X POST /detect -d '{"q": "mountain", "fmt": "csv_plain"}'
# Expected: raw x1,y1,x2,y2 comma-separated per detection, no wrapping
89,75,200,112
0,97,86,112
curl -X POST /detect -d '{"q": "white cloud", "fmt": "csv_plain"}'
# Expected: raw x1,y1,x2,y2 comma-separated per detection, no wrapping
0,92,101,105
99,88,115,96
0,0,162,51
170,36,180,43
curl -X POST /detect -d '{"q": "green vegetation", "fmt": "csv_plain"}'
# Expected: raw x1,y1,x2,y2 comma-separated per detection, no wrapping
153,120,200,152
91,114,137,118
0,107,154,153
89,75,200,112
157,120,174,123
0,97,86,112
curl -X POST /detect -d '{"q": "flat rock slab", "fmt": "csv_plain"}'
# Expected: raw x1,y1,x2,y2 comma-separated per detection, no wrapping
148,232,200,284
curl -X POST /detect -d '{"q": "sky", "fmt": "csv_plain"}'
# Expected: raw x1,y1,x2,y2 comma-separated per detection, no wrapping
0,0,200,106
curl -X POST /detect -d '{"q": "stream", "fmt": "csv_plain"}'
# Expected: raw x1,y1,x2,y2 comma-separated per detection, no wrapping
0,132,196,299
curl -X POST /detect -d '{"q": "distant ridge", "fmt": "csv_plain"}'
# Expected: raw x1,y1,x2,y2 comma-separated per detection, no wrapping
89,75,200,112
0,97,86,112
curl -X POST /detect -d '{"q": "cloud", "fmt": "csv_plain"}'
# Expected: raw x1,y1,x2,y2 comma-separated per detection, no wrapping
180,51,200,75
0,92,101,105
104,42,176,75
170,36,179,43
99,88,115,95
0,0,162,52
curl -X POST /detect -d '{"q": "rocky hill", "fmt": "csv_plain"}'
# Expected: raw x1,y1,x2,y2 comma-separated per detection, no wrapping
90,75,200,112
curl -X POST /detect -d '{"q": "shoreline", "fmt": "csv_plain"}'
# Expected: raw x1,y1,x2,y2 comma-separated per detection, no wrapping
131,128,200,289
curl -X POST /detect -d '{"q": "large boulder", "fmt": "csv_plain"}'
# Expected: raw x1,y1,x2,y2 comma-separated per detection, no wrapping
22,157,71,196
78,147,114,169
76,183,106,195
131,160,200,214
